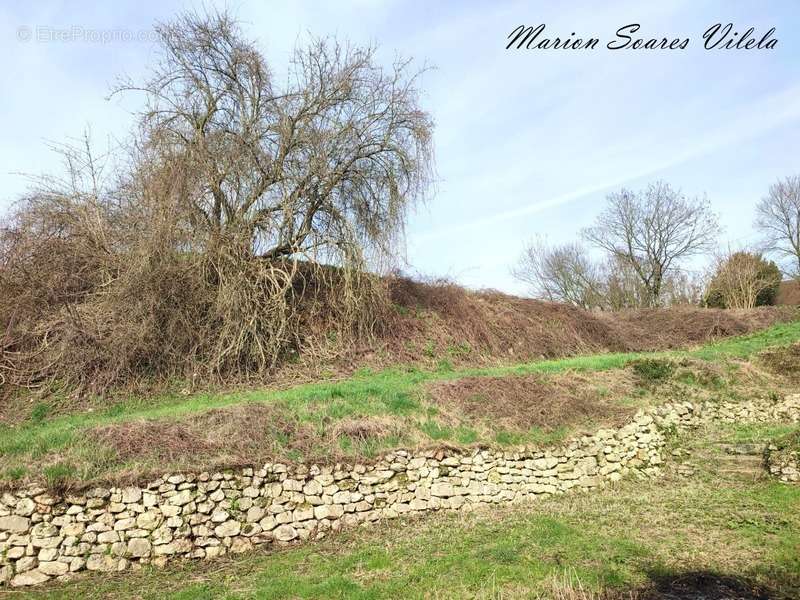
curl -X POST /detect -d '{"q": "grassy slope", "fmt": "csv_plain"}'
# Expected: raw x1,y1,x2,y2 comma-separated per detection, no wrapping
8,421,800,599
2,321,800,488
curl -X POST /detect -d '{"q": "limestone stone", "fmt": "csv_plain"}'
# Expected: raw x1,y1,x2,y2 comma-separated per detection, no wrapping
273,525,298,542
313,504,344,520
37,561,69,576
214,520,241,538
14,498,36,517
121,488,142,504
86,554,118,572
430,483,454,497
0,515,30,533
127,538,152,558
10,569,50,587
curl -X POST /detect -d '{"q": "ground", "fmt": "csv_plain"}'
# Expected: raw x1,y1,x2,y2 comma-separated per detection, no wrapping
3,420,798,599
2,321,800,490
1,313,799,598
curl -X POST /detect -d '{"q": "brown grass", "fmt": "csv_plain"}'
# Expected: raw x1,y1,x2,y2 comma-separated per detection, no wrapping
384,277,798,368
427,370,637,432
758,342,800,383
776,280,800,306
89,406,408,483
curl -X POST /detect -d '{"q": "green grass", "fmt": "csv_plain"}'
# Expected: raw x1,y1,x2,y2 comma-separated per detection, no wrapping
11,422,800,599
2,320,799,487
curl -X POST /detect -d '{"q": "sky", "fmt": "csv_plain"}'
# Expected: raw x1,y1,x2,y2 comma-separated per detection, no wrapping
2,1,799,294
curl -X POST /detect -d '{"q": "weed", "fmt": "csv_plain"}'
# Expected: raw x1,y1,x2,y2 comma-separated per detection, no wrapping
631,359,675,384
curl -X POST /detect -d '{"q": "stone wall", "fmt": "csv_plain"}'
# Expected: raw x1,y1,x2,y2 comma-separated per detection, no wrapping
765,432,800,484
2,395,799,587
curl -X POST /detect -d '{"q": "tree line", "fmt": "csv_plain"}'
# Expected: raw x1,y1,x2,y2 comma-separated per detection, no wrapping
512,178,800,310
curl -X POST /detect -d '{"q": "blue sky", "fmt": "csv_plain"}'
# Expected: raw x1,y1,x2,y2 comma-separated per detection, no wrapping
2,1,799,294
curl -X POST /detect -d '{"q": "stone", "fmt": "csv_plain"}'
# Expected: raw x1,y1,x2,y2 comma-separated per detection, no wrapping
31,522,58,537
211,509,229,523
38,547,59,562
37,561,69,576
259,515,277,531
97,530,120,544
273,525,298,542
14,498,36,516
430,483,454,497
10,570,50,587
0,515,30,533
16,557,38,573
168,490,193,506
127,538,152,558
246,506,265,523
230,536,254,553
31,536,63,549
151,526,173,545
303,480,323,496
86,554,119,572
114,517,136,531
136,511,162,530
214,520,241,538
62,523,85,536
313,504,344,520
121,488,142,504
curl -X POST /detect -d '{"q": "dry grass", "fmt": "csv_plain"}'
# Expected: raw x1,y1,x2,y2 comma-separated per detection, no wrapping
758,342,800,383
427,370,636,432
87,406,408,483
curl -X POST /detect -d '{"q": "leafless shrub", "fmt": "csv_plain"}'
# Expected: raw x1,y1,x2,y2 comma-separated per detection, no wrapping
512,240,605,309
0,9,434,394
705,250,781,309
512,240,703,310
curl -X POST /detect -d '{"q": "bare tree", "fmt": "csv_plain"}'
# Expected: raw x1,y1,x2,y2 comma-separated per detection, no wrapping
582,181,720,307
512,239,604,308
114,11,434,264
603,255,649,310
0,9,436,392
705,250,781,309
755,175,800,279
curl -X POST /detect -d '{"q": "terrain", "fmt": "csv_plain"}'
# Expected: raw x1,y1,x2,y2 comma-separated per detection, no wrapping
1,283,799,597
0,286,797,490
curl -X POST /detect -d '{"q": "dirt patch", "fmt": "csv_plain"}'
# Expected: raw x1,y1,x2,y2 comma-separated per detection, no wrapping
427,370,636,432
758,343,800,382
93,421,222,463
92,404,315,474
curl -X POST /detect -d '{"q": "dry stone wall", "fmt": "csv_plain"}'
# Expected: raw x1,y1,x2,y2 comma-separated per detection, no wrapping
2,395,799,587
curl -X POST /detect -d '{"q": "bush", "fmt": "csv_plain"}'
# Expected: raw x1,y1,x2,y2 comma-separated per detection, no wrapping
705,252,781,309
0,10,433,395
631,358,676,384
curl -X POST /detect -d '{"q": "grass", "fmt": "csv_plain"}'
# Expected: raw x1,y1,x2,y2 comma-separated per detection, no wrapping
8,421,800,599
2,320,799,488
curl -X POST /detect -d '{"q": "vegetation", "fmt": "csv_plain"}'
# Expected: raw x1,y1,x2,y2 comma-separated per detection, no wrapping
756,174,800,279
0,10,434,394
1,320,799,489
705,251,781,309
514,181,716,309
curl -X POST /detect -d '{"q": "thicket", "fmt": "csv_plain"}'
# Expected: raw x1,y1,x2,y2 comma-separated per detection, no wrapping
0,10,434,394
